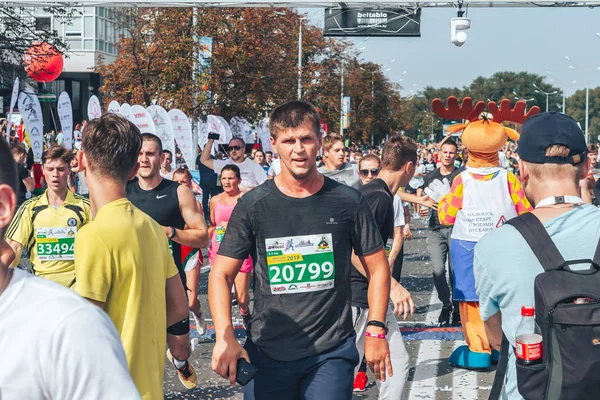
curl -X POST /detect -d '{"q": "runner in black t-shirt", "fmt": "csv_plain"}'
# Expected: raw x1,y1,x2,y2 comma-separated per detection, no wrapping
10,144,34,206
351,135,416,398
417,139,462,327
209,101,392,399
126,133,209,390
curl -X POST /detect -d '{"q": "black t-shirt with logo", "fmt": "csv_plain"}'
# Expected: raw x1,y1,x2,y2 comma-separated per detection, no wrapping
17,163,29,206
351,178,394,309
217,177,383,361
418,167,463,230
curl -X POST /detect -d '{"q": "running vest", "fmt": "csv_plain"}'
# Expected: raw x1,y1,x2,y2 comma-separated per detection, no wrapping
126,178,186,271
451,168,517,242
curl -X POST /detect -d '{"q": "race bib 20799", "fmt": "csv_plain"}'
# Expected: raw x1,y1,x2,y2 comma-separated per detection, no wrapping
265,234,335,295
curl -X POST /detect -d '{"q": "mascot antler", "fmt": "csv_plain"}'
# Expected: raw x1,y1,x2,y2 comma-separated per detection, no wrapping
431,96,486,122
488,99,541,124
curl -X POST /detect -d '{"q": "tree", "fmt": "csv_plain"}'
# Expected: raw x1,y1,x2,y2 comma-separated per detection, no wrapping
566,87,600,144
0,7,76,88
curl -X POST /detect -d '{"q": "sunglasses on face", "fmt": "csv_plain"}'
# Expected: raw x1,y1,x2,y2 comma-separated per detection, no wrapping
229,145,243,151
359,168,380,177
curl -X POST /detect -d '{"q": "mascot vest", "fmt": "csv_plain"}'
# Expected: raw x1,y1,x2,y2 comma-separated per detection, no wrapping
452,168,516,242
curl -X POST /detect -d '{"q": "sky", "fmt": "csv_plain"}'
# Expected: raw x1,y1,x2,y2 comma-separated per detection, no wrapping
300,6,600,99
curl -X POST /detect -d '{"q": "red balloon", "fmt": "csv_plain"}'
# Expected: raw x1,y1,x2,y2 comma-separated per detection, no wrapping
23,42,64,83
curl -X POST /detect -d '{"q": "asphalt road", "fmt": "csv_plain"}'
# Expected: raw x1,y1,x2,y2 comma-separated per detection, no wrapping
162,217,497,400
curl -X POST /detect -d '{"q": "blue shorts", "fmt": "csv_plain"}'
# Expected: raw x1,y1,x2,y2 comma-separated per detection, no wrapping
243,335,358,400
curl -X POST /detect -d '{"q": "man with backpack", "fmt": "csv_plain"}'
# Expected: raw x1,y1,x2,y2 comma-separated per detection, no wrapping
474,112,600,399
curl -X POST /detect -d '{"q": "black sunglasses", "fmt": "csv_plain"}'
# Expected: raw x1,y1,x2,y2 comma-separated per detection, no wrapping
359,168,380,177
228,145,243,151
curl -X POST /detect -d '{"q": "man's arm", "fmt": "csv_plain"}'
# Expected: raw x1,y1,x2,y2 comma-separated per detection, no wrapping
387,226,404,267
209,255,250,385
200,139,215,170
168,185,209,248
166,273,190,327
23,176,35,192
398,191,435,209
484,312,503,351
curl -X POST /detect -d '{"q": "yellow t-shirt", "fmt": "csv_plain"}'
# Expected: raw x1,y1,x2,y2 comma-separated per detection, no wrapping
5,190,91,287
74,198,178,400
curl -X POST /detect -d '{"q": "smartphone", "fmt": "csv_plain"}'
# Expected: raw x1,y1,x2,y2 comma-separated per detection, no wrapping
236,358,258,386
208,133,220,140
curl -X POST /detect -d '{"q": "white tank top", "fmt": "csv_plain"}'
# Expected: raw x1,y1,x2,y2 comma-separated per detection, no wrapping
452,168,517,242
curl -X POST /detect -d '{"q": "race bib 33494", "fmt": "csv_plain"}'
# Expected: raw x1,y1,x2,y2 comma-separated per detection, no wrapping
265,234,335,295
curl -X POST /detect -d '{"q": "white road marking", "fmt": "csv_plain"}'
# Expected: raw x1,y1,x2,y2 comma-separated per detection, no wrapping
452,340,479,400
408,289,443,400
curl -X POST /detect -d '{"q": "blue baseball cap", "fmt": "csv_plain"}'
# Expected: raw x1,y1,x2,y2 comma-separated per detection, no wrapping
517,112,587,165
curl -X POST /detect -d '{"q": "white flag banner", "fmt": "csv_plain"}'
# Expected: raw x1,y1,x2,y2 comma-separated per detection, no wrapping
130,105,156,134
118,103,134,122
147,105,175,170
18,88,44,162
216,116,233,142
107,100,121,114
230,116,254,144
7,77,19,143
87,95,102,120
57,92,73,150
257,118,272,153
198,120,208,149
169,109,193,168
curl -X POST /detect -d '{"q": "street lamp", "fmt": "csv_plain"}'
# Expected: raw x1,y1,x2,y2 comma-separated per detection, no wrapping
296,12,321,100
512,90,535,102
565,55,600,144
532,83,558,112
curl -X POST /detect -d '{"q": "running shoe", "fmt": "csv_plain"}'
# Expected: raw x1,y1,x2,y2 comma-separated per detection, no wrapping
353,371,368,392
438,305,452,327
192,311,207,336
167,349,198,389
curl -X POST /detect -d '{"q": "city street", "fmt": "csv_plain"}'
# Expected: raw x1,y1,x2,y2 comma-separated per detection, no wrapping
163,218,496,400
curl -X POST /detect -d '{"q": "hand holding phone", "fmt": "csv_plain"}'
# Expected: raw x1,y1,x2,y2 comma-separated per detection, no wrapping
236,358,258,386
208,133,220,140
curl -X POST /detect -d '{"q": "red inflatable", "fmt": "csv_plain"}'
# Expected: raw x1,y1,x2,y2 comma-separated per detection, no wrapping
23,42,64,83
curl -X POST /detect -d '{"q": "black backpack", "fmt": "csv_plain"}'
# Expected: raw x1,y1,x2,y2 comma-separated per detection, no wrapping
489,211,600,400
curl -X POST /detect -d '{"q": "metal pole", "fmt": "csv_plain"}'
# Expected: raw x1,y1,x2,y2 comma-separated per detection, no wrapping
340,63,344,136
562,93,566,114
297,21,302,100
586,82,590,144
546,93,549,113
191,7,200,169
430,115,434,141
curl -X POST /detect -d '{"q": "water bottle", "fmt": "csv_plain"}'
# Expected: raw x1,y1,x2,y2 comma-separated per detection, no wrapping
515,306,543,365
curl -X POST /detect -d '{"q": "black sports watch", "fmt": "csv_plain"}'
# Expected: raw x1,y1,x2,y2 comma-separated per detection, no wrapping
366,320,388,334
168,226,176,239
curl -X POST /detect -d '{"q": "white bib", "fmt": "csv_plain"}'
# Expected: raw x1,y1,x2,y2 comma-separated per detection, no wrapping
452,168,517,242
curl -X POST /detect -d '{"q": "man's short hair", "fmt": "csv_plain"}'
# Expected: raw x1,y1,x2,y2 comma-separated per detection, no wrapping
265,151,273,156
359,154,381,169
442,139,458,150
141,133,163,153
172,167,192,181
525,145,584,184
322,134,344,153
229,137,245,147
42,145,73,165
270,100,321,140
163,149,173,157
82,114,142,182
10,143,26,156
381,135,418,171
588,144,598,154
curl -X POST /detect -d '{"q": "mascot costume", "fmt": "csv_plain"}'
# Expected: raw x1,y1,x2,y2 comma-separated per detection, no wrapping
433,96,540,369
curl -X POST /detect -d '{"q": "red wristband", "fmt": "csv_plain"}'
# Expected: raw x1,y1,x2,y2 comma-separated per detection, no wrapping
365,332,386,339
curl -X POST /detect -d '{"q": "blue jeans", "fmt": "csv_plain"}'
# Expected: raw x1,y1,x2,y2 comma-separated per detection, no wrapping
243,335,358,400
